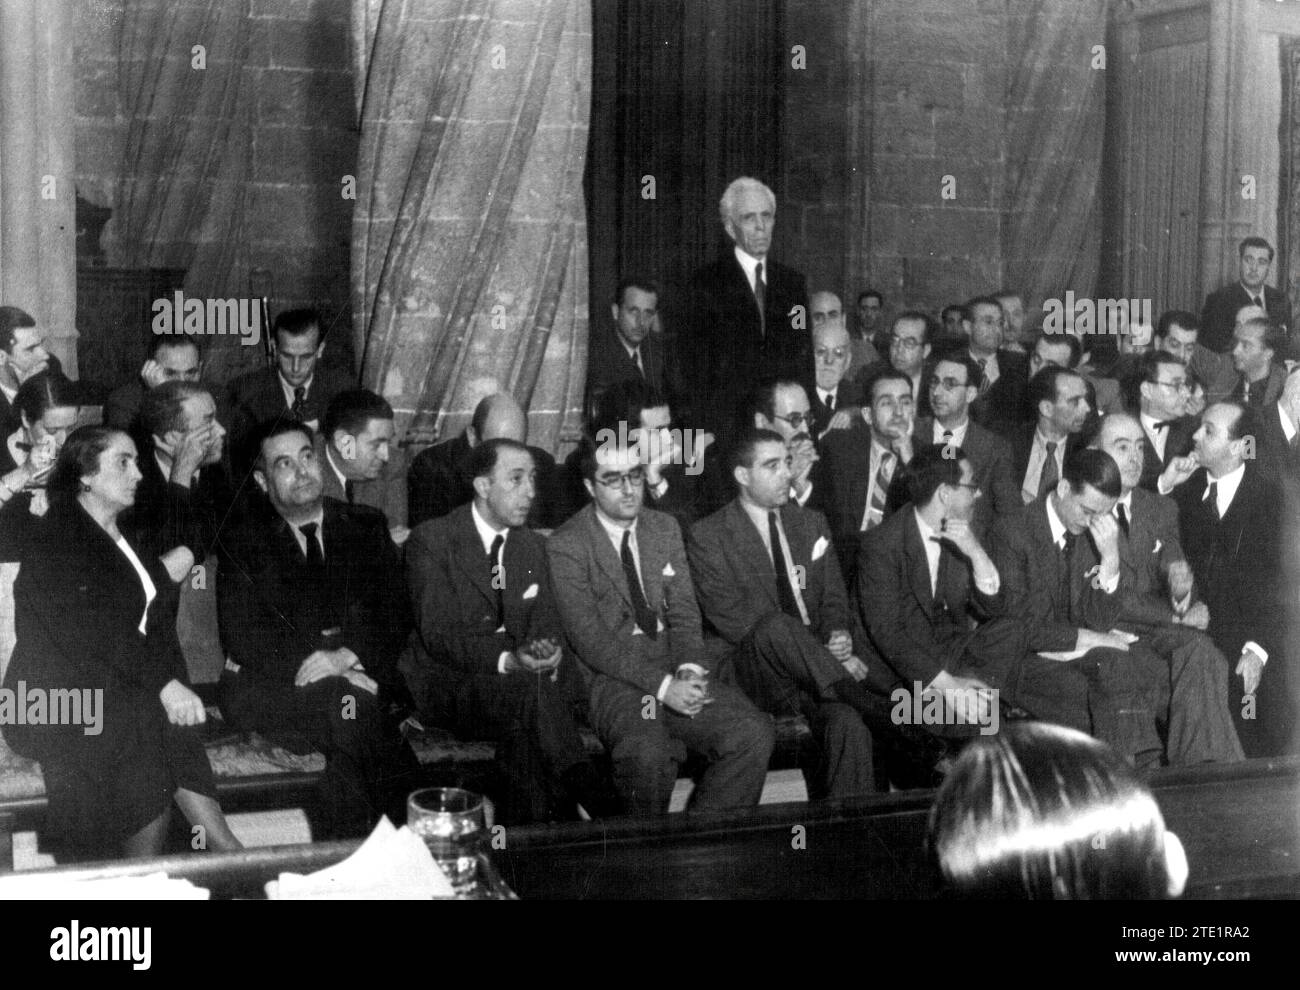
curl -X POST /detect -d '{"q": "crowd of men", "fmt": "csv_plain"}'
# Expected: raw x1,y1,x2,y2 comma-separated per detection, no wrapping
1,175,1295,837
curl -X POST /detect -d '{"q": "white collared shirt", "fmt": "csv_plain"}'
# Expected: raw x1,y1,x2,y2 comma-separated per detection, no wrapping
817,386,837,409
971,350,1000,386
288,509,326,558
1277,402,1297,445
734,245,766,294
472,502,513,666
913,510,943,597
1140,411,1170,462
279,373,318,428
1022,429,1066,504
1203,462,1245,518
740,499,811,626
325,445,350,497
1240,282,1267,311
931,418,969,448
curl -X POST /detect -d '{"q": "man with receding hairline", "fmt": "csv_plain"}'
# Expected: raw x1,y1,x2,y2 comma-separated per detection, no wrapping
407,391,562,528
1201,236,1291,353
808,318,865,439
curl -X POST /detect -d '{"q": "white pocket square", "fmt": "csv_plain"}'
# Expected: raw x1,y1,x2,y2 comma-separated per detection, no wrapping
812,537,829,562
1153,539,1162,553
522,583,539,600
663,562,675,577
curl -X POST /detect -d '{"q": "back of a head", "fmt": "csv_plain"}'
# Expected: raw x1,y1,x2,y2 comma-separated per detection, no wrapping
928,722,1174,899
323,388,393,441
471,392,527,444
0,305,35,353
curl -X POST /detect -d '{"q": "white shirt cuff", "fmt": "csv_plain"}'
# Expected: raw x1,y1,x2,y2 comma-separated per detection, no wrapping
1243,641,1268,665
655,674,673,703
974,574,1000,595
497,651,512,674
676,663,707,678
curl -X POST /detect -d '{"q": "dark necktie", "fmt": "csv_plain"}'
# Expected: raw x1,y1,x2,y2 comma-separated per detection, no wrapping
754,262,766,337
489,534,505,627
1116,502,1130,539
292,385,307,419
1057,530,1076,610
344,479,356,505
1253,294,1264,312
976,358,990,394
300,521,324,567
620,530,657,638
633,348,644,378
1039,441,1059,498
769,511,802,621
1204,480,1219,520
825,391,835,412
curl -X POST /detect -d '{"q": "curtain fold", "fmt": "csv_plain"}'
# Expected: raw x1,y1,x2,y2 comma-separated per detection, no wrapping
104,0,252,300
1001,0,1108,306
350,0,591,454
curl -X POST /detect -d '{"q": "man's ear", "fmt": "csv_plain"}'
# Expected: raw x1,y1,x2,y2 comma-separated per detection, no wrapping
610,303,620,326
732,464,749,489
467,426,480,448
964,385,978,405
1038,399,1055,422
582,478,596,501
472,475,491,501
333,430,355,461
922,343,932,360
253,469,268,494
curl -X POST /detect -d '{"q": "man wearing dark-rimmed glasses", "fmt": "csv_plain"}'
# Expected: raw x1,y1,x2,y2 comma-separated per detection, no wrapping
1124,350,1197,492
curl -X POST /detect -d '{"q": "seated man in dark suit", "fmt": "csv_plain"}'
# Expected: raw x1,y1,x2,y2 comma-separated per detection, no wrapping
808,315,865,439
407,391,562,529
1200,236,1291,353
1011,366,1090,506
917,354,1019,538
990,448,1164,766
1089,413,1243,763
226,308,355,449
819,367,916,581
1154,309,1237,404
586,276,671,412
1162,401,1296,756
855,311,935,417
1122,350,1198,491
548,435,774,816
961,296,1030,435
318,388,409,541
859,444,1092,736
686,176,809,436
0,306,54,436
401,438,618,823
124,380,233,562
690,429,945,795
217,420,418,838
1229,315,1287,413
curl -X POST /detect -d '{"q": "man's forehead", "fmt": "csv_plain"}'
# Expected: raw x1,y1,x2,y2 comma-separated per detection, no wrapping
893,317,925,337
277,329,321,353
495,447,534,472
753,440,787,463
971,304,1001,320
594,446,638,472
1058,377,1086,398
935,359,967,381
358,416,395,438
874,380,911,400
182,391,215,416
264,432,312,459
732,190,772,215
1102,421,1143,445
1243,247,1270,260
813,325,850,349
158,342,199,365
774,383,809,411
13,325,43,345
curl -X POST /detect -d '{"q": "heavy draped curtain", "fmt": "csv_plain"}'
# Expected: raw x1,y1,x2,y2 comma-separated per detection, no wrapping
350,0,591,452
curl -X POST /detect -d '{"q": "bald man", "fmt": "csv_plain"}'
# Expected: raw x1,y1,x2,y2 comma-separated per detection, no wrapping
813,291,878,382
807,316,865,438
1089,413,1244,764
408,392,563,528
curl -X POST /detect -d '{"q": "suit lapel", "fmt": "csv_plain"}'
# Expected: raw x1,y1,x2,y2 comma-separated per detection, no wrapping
584,505,633,609
728,500,780,611
901,512,937,616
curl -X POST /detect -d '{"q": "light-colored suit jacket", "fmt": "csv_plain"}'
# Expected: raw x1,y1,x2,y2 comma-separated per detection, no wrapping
547,504,710,696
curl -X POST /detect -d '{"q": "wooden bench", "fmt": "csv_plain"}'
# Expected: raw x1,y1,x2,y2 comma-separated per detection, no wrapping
0,706,815,870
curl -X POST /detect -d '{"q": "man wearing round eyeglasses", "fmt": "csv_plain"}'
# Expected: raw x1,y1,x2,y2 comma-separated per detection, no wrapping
860,312,933,416
747,378,821,509
1130,350,1198,491
808,318,865,439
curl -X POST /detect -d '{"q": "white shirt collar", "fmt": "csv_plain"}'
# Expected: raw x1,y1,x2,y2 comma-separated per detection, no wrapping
1139,411,1169,433
1045,495,1070,548
933,418,969,444
1277,402,1297,443
324,444,349,493
470,500,509,556
734,245,765,289
593,504,637,552
287,507,326,557
0,382,16,405
818,385,837,405
1114,488,1133,515
1205,461,1246,512
279,372,314,411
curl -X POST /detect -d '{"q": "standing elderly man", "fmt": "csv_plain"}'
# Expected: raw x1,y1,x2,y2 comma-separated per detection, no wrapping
687,176,809,436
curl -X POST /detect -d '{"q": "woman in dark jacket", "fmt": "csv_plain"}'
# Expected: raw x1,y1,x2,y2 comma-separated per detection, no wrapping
0,371,78,561
2,425,241,860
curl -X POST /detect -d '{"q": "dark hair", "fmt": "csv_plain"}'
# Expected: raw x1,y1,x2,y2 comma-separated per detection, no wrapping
1155,309,1198,339
613,276,661,307
587,377,669,438
862,365,913,404
0,306,36,354
1215,399,1259,443
1121,350,1184,412
932,354,981,388
48,425,125,497
249,419,315,475
1063,447,1121,498
140,380,210,439
858,289,882,306
903,444,968,506
1239,236,1274,262
147,333,201,361
993,288,1022,303
1031,330,1083,369
272,308,324,344
1237,316,1286,356
14,371,79,428
928,722,1174,899
964,295,1004,318
730,427,787,475
744,376,804,424
323,388,393,442
469,436,531,482
1028,365,1082,416
892,309,935,344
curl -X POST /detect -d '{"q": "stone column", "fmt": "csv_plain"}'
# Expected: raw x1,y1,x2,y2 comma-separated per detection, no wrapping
1199,0,1250,297
0,0,77,376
